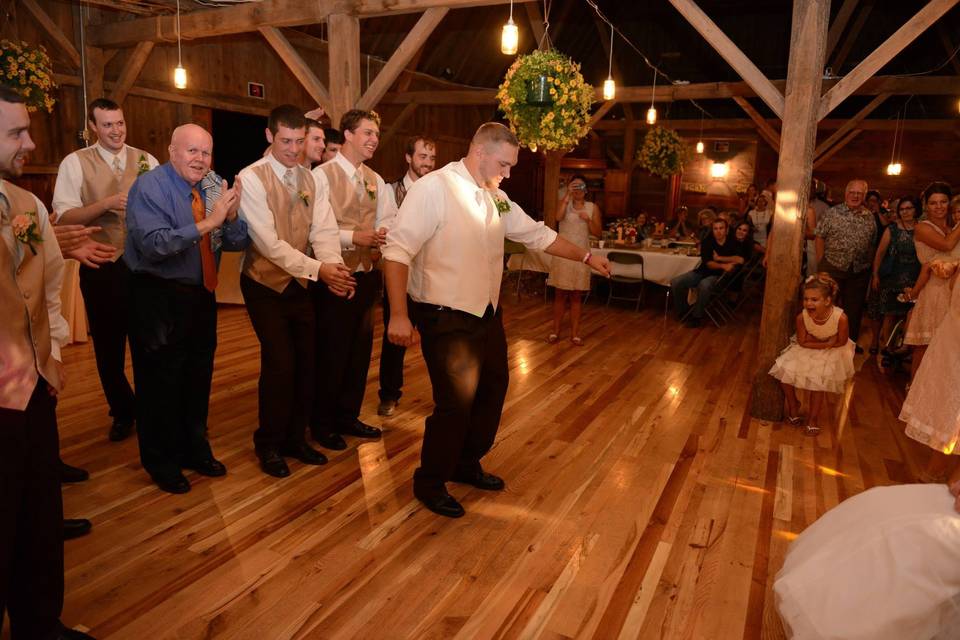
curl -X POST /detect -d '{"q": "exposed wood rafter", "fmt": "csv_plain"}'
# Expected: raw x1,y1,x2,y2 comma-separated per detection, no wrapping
21,0,82,68
380,101,420,148
258,26,334,117
732,96,781,151
936,23,960,75
825,0,859,61
588,100,618,127
813,129,863,169
109,41,155,105
524,2,546,51
813,92,888,156
830,2,872,71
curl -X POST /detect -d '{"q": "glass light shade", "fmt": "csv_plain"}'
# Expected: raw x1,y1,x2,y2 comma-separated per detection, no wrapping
602,78,616,101
886,162,902,176
696,140,704,154
174,65,187,89
501,19,519,55
710,162,729,178
646,106,657,125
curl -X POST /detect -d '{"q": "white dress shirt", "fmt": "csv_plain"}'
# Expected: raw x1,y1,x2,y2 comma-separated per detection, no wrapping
1,182,69,360
382,160,558,317
52,143,159,221
312,152,399,250
238,153,345,282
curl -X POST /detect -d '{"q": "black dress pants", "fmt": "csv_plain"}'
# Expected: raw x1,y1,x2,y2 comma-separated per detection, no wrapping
378,290,407,403
311,270,380,437
411,303,509,497
128,273,217,481
0,380,64,640
241,276,315,453
79,258,136,423
822,264,871,342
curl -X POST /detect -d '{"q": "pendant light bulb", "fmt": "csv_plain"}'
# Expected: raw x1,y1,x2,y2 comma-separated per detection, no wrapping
603,78,616,101
886,162,902,176
696,140,705,154
646,67,658,126
646,107,657,125
174,65,187,89
501,17,519,55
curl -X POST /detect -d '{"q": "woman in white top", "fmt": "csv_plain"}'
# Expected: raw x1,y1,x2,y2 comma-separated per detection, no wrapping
747,189,774,251
547,175,602,345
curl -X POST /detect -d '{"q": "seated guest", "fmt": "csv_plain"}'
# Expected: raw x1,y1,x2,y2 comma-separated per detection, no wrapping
733,220,756,259
671,218,748,327
124,124,248,494
669,206,695,239
635,211,654,239
696,208,716,244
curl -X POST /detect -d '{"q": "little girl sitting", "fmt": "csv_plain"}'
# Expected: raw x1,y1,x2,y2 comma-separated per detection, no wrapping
769,273,856,435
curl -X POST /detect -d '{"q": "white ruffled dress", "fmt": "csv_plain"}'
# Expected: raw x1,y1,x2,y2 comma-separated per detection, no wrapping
768,306,855,394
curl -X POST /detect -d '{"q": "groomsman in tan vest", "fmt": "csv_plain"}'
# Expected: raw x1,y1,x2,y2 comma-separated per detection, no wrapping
300,118,326,168
0,86,94,640
53,98,158,442
239,105,356,478
310,109,398,450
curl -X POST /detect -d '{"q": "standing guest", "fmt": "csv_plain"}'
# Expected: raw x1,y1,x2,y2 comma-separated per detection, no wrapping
865,189,890,231
903,182,960,382
547,174,602,345
748,190,774,252
815,179,876,351
378,135,437,417
383,123,611,518
739,183,758,216
299,118,326,168
124,124,247,494
311,110,398,450
869,196,921,358
807,179,829,276
238,105,354,478
52,98,158,442
320,128,343,164
0,85,94,640
671,218,748,327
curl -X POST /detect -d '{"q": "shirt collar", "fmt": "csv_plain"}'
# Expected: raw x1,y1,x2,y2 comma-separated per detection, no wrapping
332,151,363,179
266,152,298,180
94,142,125,165
403,173,415,190
161,162,198,199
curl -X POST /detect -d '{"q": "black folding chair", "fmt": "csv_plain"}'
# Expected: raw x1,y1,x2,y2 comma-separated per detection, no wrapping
606,251,645,311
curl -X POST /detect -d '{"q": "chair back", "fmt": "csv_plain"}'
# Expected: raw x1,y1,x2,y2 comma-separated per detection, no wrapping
607,251,644,265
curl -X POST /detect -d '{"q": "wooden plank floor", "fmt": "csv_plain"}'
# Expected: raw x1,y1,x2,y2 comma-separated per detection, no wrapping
45,286,930,639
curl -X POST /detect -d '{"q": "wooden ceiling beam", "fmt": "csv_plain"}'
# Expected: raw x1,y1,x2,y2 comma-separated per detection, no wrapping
667,0,785,117
813,129,863,169
109,41,155,105
813,92,888,156
820,0,958,119
357,8,448,111
936,23,960,75
524,2,546,51
588,100,618,127
380,100,419,149
87,0,535,48
21,0,82,68
825,0,859,61
732,96,781,151
258,26,334,118
591,117,959,133
830,2,872,71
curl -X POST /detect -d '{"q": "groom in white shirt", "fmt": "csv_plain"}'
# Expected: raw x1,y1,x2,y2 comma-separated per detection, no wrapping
382,123,610,518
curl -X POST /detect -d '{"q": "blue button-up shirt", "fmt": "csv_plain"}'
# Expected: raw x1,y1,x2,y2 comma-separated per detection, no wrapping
124,163,249,285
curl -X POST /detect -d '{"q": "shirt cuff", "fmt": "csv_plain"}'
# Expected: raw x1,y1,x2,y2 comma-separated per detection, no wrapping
381,245,412,266
339,229,355,250
531,227,559,251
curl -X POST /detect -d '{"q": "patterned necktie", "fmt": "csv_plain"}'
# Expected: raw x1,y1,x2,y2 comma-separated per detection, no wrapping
0,192,9,225
283,168,296,194
394,181,407,207
191,188,218,292
112,155,123,179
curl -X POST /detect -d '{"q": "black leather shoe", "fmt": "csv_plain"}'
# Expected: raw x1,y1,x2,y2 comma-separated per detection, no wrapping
415,492,465,518
313,432,348,450
452,470,506,491
56,623,96,639
280,443,328,465
258,449,291,478
337,420,382,439
183,458,227,477
153,473,191,494
63,518,92,540
108,418,134,442
60,461,89,484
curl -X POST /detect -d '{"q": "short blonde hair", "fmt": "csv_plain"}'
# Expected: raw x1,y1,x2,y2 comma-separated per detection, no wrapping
472,122,518,148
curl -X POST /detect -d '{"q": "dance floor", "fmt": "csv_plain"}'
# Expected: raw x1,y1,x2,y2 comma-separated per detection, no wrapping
49,287,929,639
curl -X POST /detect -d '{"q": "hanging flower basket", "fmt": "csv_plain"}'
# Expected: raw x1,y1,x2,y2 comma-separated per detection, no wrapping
637,126,692,178
496,50,593,152
0,40,57,113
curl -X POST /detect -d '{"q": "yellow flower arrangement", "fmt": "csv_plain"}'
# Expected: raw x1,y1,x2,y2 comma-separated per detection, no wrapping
637,126,692,178
1,40,57,113
496,50,594,152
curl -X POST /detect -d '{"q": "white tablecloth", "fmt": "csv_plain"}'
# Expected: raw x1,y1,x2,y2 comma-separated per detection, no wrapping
507,247,700,286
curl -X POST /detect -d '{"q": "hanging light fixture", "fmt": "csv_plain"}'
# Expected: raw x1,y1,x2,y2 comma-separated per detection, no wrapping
173,0,187,89
646,68,658,125
501,0,519,55
886,107,904,176
602,22,615,100
695,109,705,153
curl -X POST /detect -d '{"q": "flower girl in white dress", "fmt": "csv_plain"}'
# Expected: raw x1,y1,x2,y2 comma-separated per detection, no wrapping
769,274,856,436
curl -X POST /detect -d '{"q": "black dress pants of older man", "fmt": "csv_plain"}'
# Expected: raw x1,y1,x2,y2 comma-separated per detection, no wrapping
823,265,870,343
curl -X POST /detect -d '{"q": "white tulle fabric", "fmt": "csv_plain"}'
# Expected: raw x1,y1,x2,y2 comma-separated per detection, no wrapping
769,306,855,394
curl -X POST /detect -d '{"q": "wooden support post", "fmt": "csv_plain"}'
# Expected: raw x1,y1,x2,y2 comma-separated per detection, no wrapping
84,45,105,103
820,0,958,119
22,0,82,68
543,151,564,229
328,13,361,127
357,8,447,111
668,0,785,117
732,96,781,151
110,41,154,105
259,26,334,117
751,0,829,421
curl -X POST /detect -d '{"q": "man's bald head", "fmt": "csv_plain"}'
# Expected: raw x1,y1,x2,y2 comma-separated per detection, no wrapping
169,123,213,185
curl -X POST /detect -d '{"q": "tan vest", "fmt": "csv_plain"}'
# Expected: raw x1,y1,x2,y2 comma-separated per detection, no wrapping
0,182,61,410
242,164,316,293
76,145,144,257
318,162,379,271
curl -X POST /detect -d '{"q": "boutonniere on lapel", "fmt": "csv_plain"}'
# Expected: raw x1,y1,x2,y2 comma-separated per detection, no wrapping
490,193,512,216
136,154,150,175
297,190,310,206
364,180,377,201
12,210,43,255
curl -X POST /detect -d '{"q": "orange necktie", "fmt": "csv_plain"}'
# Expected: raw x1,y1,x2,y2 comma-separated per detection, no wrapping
191,188,218,292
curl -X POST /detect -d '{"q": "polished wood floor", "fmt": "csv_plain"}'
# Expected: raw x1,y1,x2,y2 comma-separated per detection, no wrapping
48,283,929,639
